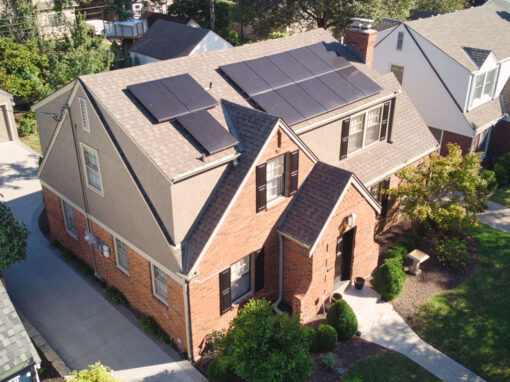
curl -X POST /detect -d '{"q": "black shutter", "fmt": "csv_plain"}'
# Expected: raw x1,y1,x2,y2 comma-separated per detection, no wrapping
380,178,391,218
340,118,350,159
219,269,232,315
289,150,299,195
256,163,267,212
255,250,265,292
380,101,391,141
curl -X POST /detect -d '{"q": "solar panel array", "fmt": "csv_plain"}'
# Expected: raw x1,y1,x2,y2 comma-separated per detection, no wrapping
177,110,239,155
127,74,218,123
220,43,382,125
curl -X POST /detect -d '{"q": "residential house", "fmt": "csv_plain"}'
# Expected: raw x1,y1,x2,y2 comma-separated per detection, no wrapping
129,19,232,65
0,282,41,382
140,11,200,28
0,90,17,143
372,0,510,157
34,27,437,360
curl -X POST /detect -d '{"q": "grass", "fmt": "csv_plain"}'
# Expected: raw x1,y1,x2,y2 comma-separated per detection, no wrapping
342,352,440,381
412,224,510,381
20,130,42,155
491,185,510,207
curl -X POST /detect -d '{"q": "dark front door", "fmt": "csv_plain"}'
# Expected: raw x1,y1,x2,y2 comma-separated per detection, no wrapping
335,228,355,286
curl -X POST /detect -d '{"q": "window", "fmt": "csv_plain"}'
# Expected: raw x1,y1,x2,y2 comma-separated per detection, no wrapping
390,65,404,85
483,69,496,97
348,114,364,154
266,155,285,201
62,200,76,237
115,238,129,274
396,32,404,50
81,144,102,193
231,256,251,301
471,68,497,106
152,264,167,303
347,106,383,154
368,178,391,218
79,98,90,132
476,127,491,153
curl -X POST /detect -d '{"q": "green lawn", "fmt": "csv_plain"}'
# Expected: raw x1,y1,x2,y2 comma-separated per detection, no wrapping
491,185,510,207
342,352,440,382
412,224,510,381
20,130,41,155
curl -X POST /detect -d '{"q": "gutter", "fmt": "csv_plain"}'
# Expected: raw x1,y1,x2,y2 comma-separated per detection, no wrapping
183,280,194,362
274,232,284,315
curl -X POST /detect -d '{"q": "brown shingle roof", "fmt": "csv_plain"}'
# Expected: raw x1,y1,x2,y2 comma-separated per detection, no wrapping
279,162,352,247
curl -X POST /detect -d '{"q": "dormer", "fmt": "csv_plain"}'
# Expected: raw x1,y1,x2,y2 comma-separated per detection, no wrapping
464,47,499,110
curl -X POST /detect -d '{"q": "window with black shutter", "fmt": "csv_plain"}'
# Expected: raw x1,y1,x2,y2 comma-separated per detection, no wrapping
380,100,391,141
340,118,350,159
255,250,264,292
219,269,232,315
288,150,299,195
256,163,267,212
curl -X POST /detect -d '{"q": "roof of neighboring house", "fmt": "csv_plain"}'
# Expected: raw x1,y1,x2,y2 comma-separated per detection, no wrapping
279,162,352,247
374,18,401,32
410,10,439,20
131,19,211,60
464,97,504,131
141,11,195,28
463,47,493,68
406,1,510,71
0,283,40,380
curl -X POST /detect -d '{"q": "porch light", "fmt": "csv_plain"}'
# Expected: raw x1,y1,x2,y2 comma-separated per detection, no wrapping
102,244,110,258
346,213,357,228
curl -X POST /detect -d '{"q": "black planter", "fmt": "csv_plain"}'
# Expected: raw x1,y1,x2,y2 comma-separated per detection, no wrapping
354,277,365,290
332,292,342,302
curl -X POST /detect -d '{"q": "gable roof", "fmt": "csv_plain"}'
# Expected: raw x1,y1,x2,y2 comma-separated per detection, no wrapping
0,283,40,380
131,19,210,60
406,1,510,71
141,11,194,27
410,10,439,20
463,47,493,68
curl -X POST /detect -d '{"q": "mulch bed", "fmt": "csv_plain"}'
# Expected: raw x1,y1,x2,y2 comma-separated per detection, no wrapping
34,344,63,381
390,236,479,326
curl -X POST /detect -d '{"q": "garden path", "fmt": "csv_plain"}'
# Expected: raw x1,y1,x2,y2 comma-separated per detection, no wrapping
478,201,510,233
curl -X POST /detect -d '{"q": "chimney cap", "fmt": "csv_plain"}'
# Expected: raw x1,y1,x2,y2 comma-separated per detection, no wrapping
349,17,374,29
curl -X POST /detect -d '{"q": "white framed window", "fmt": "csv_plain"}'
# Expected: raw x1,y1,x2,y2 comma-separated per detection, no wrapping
79,97,90,132
115,238,129,274
62,200,77,238
476,127,491,153
231,255,251,301
347,105,383,155
151,264,168,303
81,144,103,194
266,155,285,202
470,68,497,107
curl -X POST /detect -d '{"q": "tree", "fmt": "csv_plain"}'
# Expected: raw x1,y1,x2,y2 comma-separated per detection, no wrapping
213,299,314,382
0,0,38,42
388,143,490,233
67,362,120,382
0,197,29,272
414,0,467,14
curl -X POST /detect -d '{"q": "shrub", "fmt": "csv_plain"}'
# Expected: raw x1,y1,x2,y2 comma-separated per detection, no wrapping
17,111,36,137
0,199,29,271
494,152,510,185
397,233,420,252
319,352,337,371
302,325,315,351
67,362,120,381
493,162,508,186
418,218,434,237
373,258,406,301
382,244,407,265
326,300,358,340
208,356,233,382
137,314,182,354
435,236,468,269
481,169,498,194
311,324,337,352
105,286,128,306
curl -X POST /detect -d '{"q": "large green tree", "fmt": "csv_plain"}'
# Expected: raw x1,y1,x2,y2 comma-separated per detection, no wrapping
388,143,491,233
0,198,29,272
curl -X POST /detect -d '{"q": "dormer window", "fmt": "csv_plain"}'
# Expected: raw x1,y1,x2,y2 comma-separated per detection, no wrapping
470,68,497,107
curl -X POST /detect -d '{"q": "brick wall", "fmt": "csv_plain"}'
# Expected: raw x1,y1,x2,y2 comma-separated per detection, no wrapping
188,126,315,359
42,186,188,352
488,120,510,162
440,130,472,155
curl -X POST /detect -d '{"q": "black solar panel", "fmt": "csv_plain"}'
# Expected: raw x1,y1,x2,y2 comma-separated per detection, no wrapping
220,62,271,96
252,91,304,125
307,43,351,71
128,74,218,123
337,66,382,96
317,71,364,103
176,110,239,155
298,77,346,111
245,57,291,89
267,52,312,82
276,84,326,119
288,46,333,76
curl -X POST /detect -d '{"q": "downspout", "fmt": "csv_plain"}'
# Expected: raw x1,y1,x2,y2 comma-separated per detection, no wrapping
274,232,284,315
66,104,101,278
183,279,194,362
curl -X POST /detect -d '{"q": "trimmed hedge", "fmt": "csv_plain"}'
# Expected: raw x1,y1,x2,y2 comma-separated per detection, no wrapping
373,258,406,301
326,300,358,340
302,325,315,351
311,324,337,352
208,356,233,382
382,244,407,265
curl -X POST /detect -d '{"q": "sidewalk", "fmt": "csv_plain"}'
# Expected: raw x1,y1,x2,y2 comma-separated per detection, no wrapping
0,141,206,382
478,200,510,233
340,283,485,382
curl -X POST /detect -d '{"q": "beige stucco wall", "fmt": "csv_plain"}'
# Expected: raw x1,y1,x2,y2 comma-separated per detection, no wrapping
299,119,342,164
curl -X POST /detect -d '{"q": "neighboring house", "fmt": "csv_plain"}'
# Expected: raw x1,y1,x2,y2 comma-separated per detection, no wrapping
0,90,18,143
372,0,510,157
140,11,200,28
129,19,232,65
131,0,173,18
34,26,437,360
0,282,41,382
104,18,148,40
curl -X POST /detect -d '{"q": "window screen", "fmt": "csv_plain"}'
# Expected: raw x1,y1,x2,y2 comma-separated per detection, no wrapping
231,256,251,300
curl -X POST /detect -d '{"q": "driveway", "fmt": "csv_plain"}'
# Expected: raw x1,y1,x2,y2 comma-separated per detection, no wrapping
0,141,206,382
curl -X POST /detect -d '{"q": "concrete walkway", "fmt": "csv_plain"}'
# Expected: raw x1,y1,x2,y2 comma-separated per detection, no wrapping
0,141,206,382
339,283,485,382
478,200,510,233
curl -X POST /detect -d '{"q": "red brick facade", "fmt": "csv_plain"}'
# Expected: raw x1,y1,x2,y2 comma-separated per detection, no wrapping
440,130,473,155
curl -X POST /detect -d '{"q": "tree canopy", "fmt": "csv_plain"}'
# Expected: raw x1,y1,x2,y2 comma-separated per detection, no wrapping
0,198,29,272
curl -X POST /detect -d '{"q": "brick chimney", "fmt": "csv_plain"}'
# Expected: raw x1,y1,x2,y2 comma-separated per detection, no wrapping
344,17,377,67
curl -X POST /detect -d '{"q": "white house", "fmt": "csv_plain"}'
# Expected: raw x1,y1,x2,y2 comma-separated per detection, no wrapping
372,0,510,157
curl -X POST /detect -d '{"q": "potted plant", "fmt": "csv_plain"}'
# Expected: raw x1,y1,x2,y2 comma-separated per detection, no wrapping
354,277,365,290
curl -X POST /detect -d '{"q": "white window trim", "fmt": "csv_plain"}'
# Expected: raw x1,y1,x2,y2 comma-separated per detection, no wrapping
469,68,498,109
346,104,384,156
266,155,285,202
115,238,129,275
79,97,90,132
230,254,253,305
151,264,168,305
61,199,77,239
80,143,104,196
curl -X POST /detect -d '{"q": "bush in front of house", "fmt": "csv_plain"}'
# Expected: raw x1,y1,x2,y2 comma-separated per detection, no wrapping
105,286,128,306
212,298,314,382
208,356,234,382
67,362,120,381
435,236,469,269
481,169,498,194
319,352,337,371
302,325,315,351
382,244,407,265
311,324,337,353
493,153,510,186
397,233,420,252
373,258,406,301
326,300,358,340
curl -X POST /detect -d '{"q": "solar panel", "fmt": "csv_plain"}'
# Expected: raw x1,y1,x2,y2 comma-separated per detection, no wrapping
337,66,382,96
177,110,239,155
317,71,364,103
252,91,304,125
298,77,346,111
220,62,271,96
128,74,218,123
307,43,351,71
245,57,291,89
288,46,333,76
267,52,313,83
276,84,326,119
